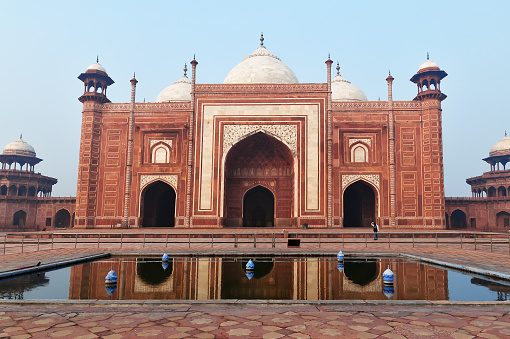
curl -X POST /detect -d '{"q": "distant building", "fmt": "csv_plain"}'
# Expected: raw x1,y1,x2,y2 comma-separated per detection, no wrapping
0,137,75,231
446,135,510,230
74,36,448,229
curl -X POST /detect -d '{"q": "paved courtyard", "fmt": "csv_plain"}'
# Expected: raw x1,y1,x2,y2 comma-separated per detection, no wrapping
1,229,510,338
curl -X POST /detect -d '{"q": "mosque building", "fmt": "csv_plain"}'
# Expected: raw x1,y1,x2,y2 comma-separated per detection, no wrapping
0,136,75,231
73,35,449,230
445,134,510,230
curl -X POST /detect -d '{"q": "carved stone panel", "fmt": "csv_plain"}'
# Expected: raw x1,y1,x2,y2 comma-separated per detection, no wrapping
140,174,178,191
342,174,380,190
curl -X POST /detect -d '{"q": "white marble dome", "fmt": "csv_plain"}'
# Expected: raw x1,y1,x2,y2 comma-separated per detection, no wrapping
224,45,298,84
3,138,36,157
86,62,107,74
489,136,510,157
156,75,192,102
418,59,439,71
331,74,367,101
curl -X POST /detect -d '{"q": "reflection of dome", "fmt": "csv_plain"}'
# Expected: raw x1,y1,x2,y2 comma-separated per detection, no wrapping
489,136,510,157
3,138,36,157
224,36,298,84
332,74,367,101
418,59,440,72
155,75,191,102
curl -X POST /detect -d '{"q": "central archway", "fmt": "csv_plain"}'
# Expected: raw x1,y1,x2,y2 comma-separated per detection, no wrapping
224,132,294,227
141,181,176,227
243,186,274,227
343,180,376,227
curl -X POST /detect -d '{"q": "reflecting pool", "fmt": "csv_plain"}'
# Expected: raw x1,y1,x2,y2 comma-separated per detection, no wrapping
0,257,509,301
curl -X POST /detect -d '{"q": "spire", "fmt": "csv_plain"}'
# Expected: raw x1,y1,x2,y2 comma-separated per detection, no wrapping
506,131,508,137
427,52,429,60
336,62,340,75
183,63,188,76
97,55,99,63
260,32,264,46
20,133,22,140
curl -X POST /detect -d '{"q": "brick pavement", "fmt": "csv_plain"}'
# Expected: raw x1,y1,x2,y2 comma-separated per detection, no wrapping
1,230,510,338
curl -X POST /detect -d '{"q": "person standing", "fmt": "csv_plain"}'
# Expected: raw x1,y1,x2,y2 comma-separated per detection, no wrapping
371,221,379,240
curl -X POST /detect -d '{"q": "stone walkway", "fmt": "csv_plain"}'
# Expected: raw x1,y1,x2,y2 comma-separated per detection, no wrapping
1,230,510,338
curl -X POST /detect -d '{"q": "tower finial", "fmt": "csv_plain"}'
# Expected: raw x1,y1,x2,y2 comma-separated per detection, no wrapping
506,130,507,137
193,54,196,60
389,69,391,76
97,55,99,63
427,52,429,60
20,133,22,140
328,53,331,59
260,32,264,46
183,62,188,76
336,61,340,75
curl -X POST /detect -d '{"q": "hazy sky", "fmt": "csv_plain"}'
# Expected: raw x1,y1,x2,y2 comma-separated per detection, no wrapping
0,1,508,197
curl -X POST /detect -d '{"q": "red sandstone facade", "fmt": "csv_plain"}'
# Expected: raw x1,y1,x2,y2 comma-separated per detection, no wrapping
74,46,448,229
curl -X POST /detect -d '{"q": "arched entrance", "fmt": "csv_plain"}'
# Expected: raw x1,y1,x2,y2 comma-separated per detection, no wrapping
243,186,274,227
496,211,510,228
54,209,71,228
224,132,294,227
141,181,176,227
343,180,376,227
344,260,378,286
13,210,27,227
450,209,467,229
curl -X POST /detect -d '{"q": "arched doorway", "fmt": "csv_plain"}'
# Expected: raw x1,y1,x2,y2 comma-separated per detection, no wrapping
496,211,510,228
54,209,71,228
141,181,176,227
243,186,274,227
344,260,378,286
224,132,294,227
343,180,376,227
13,210,27,227
450,209,467,229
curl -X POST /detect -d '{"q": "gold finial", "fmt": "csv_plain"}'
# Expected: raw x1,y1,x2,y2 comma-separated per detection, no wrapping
183,63,188,76
260,33,264,46
96,55,99,63
336,62,340,75
427,52,429,60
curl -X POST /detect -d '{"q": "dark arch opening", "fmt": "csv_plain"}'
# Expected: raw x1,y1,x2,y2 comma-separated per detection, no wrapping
243,185,274,227
141,181,176,227
343,181,376,227
54,209,71,228
450,209,467,229
0,185,6,195
13,210,27,227
28,186,36,197
136,258,173,285
496,211,510,228
344,260,378,286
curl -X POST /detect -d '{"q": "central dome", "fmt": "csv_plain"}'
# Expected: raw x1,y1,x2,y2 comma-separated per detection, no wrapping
489,136,510,157
3,138,36,157
224,40,298,84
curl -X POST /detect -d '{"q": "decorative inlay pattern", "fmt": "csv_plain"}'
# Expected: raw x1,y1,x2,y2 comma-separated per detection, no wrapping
103,102,191,111
196,83,327,93
342,174,380,189
149,139,173,149
140,174,178,190
349,138,372,147
223,124,298,157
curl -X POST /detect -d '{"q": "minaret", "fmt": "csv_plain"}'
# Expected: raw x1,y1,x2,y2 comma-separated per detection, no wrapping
75,59,114,228
325,54,333,228
411,55,448,228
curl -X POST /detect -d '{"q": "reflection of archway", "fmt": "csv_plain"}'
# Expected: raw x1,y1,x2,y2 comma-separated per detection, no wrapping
141,181,176,227
241,258,274,279
13,210,27,227
224,132,294,227
136,258,173,285
450,209,467,229
344,260,378,286
243,186,274,227
54,209,71,228
343,181,376,227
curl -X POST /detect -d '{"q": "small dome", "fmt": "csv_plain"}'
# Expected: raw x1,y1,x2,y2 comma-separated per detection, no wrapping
331,74,367,101
418,59,439,72
224,45,298,84
86,62,108,74
489,136,510,157
155,75,191,102
3,138,36,157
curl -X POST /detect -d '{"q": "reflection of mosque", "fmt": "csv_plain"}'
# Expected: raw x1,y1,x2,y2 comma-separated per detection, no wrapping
471,278,510,301
0,273,49,299
69,257,447,301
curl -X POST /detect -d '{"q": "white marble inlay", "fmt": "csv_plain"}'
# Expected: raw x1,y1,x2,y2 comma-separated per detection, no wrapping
149,139,173,149
342,174,380,190
140,174,178,191
223,124,297,156
349,138,371,147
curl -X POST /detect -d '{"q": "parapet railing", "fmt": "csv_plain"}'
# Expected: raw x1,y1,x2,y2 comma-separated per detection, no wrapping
1,231,510,256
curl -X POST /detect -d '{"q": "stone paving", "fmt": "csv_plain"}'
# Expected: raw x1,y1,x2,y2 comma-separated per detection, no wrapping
1,230,510,338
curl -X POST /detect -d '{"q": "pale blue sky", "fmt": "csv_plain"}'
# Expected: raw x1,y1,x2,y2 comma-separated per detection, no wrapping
0,0,508,196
